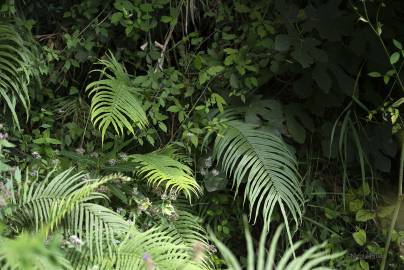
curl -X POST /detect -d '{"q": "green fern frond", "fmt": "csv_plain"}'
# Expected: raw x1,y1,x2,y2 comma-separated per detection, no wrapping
9,169,129,259
163,210,212,269
70,226,206,270
130,153,202,199
213,120,304,239
86,52,148,142
210,217,344,270
0,22,39,128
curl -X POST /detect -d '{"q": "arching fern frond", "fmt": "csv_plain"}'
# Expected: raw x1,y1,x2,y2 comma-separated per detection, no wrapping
210,217,344,270
9,169,129,258
130,153,202,199
163,209,212,269
0,22,39,128
213,120,304,241
86,53,148,142
70,226,206,270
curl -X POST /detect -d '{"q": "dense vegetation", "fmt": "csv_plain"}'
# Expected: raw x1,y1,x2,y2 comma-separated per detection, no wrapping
0,0,403,269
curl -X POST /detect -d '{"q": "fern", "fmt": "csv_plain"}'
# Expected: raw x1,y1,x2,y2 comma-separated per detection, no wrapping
8,169,129,258
213,120,304,242
86,52,148,142
163,209,212,269
70,226,206,270
0,22,39,128
130,153,202,199
210,217,344,270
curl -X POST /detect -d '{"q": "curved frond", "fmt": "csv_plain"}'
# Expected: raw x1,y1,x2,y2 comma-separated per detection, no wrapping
210,218,344,270
163,209,212,269
10,169,129,259
70,226,205,270
0,22,39,128
12,168,92,230
130,153,202,199
213,120,304,233
86,53,148,142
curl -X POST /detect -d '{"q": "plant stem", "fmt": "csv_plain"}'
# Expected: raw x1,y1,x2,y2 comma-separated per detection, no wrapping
380,140,404,270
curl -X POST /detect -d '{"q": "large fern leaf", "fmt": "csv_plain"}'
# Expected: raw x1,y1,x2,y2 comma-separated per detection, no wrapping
213,120,304,233
130,153,202,199
86,53,148,142
0,22,38,128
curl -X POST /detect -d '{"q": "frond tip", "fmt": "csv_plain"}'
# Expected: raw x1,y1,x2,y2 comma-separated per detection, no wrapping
130,153,203,199
86,52,148,142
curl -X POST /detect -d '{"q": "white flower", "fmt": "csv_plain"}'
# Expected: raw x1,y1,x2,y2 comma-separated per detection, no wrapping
32,151,41,159
118,152,128,161
108,159,117,166
69,235,84,247
204,157,212,167
140,42,148,51
211,168,220,176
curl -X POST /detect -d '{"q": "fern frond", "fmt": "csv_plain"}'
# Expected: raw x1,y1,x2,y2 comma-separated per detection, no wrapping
210,217,344,270
10,169,129,259
163,209,212,269
0,22,38,128
86,52,148,142
130,153,202,199
213,120,304,237
70,226,205,270
12,168,92,231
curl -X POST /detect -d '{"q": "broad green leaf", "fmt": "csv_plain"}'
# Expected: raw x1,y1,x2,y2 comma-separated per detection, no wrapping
390,52,400,64
207,65,224,76
355,209,375,222
393,39,402,50
110,12,123,24
353,229,366,246
349,199,364,212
